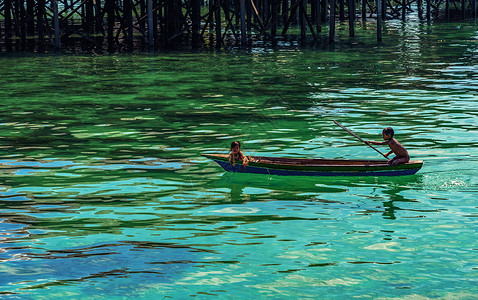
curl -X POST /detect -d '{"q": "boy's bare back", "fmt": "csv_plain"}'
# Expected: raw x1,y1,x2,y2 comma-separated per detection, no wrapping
386,138,408,157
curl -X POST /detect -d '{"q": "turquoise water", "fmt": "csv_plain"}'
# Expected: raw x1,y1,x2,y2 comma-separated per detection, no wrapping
1,21,477,299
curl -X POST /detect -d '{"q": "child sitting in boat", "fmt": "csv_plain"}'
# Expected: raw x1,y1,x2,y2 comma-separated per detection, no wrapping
228,141,249,167
366,127,409,166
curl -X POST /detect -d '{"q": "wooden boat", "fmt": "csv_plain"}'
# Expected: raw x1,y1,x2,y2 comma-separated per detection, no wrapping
202,154,423,177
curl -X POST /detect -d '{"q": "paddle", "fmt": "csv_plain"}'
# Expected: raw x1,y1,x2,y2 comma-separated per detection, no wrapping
333,120,388,159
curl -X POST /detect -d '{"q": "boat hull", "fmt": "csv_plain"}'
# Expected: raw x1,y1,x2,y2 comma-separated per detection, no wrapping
202,154,423,177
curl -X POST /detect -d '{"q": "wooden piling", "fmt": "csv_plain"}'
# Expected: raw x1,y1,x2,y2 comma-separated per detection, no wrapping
329,0,336,42
362,0,366,21
85,0,94,49
273,0,278,37
340,0,345,21
105,0,115,52
53,0,61,50
0,0,477,53
240,0,247,45
382,0,386,20
37,0,45,52
192,0,200,47
26,0,35,49
85,0,94,35
215,0,222,48
446,0,450,21
282,0,289,26
300,0,307,41
322,0,328,23
418,0,423,20
402,0,406,20
426,0,431,21
316,0,322,33
4,0,13,51
349,0,355,37
472,0,476,20
377,0,382,42
18,0,26,49
148,0,155,49
124,0,134,50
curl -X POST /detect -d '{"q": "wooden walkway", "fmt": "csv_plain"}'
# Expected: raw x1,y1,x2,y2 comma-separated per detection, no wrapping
0,0,477,52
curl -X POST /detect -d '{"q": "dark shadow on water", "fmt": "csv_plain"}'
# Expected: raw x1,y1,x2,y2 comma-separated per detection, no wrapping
380,175,431,220
212,171,424,205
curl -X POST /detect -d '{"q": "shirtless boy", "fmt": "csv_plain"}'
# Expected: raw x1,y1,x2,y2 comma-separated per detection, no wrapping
366,127,409,166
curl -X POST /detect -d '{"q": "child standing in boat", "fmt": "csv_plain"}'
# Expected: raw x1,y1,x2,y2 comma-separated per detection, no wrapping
366,127,409,166
228,141,249,167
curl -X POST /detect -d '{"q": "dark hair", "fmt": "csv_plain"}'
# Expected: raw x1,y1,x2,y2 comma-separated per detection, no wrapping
383,127,394,138
230,141,241,150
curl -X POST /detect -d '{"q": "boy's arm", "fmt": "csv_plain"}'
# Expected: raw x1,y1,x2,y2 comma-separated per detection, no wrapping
385,150,394,157
240,151,249,165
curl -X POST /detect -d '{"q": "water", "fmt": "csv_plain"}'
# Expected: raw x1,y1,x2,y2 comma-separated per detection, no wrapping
1,21,477,299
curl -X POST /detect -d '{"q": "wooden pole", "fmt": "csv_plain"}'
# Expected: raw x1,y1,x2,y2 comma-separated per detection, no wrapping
37,0,45,52
473,0,477,21
382,0,386,20
264,0,270,23
85,0,94,49
18,0,27,49
192,0,200,47
215,0,221,48
106,0,115,52
329,0,335,42
125,0,134,50
95,0,103,44
4,0,13,51
282,0,289,26
377,0,382,42
53,0,61,50
417,0,423,20
85,0,94,34
426,0,431,22
26,0,35,49
300,0,307,41
316,0,322,32
311,0,317,24
402,0,406,20
209,0,214,45
0,9,2,52
340,0,345,21
271,0,278,38
362,0,366,21
446,0,450,21
333,120,389,159
148,0,155,49
240,0,247,45
247,0,252,35
348,0,354,37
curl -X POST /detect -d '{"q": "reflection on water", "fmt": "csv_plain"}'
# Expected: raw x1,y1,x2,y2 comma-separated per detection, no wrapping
1,21,478,298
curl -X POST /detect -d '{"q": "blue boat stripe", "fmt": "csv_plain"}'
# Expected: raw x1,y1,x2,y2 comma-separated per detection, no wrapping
213,160,420,177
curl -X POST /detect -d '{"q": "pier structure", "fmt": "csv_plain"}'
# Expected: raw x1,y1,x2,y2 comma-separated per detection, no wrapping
0,0,477,52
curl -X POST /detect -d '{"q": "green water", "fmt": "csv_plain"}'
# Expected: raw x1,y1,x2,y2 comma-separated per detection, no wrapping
1,21,477,299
